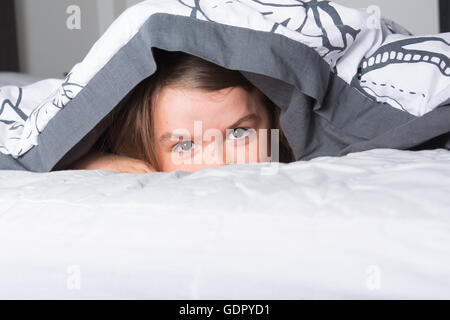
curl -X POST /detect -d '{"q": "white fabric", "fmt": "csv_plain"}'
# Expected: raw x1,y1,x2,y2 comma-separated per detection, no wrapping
0,72,47,87
0,0,449,158
1,148,449,299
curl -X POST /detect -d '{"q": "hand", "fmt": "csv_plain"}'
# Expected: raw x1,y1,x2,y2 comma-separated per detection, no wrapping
68,150,156,173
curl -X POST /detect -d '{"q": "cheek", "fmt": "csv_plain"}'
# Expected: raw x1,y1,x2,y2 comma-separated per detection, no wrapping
159,151,189,172
227,134,260,163
248,139,261,162
254,129,271,162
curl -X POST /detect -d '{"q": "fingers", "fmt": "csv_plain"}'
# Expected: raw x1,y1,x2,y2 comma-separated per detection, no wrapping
143,163,157,172
69,150,157,173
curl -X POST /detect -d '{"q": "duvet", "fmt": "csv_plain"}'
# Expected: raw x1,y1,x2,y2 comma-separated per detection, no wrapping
0,0,449,171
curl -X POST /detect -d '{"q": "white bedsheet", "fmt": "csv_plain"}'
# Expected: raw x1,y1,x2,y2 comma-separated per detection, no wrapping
0,148,449,299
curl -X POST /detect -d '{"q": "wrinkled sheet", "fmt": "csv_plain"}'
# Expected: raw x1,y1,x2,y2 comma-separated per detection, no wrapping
0,148,449,299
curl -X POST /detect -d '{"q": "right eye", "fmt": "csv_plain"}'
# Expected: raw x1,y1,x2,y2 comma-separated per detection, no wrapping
227,127,250,140
172,141,195,153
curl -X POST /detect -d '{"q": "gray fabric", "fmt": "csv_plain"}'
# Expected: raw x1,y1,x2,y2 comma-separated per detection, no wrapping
2,13,449,172
339,97,450,155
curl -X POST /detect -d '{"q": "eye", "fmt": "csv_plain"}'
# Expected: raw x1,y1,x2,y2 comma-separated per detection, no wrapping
172,140,195,153
228,127,250,140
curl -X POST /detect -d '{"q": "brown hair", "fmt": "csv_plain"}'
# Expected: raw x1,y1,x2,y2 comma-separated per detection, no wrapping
94,48,295,171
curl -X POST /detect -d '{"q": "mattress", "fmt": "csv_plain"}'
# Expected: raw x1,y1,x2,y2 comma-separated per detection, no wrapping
0,147,449,299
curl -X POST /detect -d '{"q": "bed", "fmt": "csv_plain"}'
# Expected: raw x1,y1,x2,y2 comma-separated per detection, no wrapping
0,144,449,299
1,0,449,299
0,70,448,297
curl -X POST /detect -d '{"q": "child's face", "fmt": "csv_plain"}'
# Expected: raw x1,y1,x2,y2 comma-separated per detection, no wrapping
153,86,273,172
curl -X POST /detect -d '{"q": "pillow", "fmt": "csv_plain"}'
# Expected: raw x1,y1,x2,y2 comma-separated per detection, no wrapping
0,0,449,172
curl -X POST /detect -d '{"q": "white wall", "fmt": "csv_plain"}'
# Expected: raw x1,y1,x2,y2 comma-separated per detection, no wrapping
14,0,142,78
15,0,440,78
333,0,439,35
15,0,99,78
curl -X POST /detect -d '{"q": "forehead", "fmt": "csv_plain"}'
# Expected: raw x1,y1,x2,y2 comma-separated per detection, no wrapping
153,86,262,133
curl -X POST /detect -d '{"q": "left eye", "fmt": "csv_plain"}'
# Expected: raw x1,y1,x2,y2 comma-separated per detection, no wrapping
172,140,195,153
228,127,250,140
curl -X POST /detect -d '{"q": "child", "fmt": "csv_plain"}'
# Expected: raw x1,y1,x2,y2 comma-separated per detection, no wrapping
68,48,294,173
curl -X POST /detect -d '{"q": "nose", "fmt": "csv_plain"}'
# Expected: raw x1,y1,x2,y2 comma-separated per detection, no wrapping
201,140,227,168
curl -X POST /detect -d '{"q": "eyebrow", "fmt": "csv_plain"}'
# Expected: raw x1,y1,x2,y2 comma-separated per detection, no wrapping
158,112,261,144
